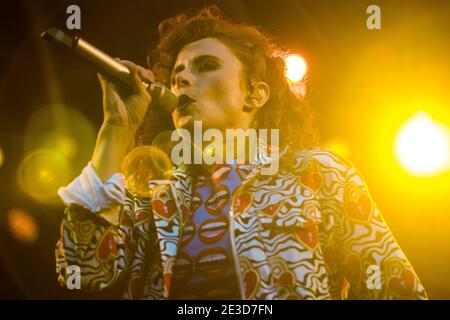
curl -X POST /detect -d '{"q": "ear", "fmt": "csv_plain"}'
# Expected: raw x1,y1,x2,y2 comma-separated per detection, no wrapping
243,80,270,112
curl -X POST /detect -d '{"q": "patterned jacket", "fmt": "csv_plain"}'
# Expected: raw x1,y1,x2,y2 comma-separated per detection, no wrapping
55,148,427,299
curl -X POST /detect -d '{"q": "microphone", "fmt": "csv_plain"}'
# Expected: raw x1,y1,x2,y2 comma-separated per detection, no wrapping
40,27,178,113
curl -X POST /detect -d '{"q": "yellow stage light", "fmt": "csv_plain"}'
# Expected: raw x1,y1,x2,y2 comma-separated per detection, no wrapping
394,112,449,177
285,54,307,83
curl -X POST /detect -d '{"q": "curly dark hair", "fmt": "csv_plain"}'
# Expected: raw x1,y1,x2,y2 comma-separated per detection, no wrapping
125,6,320,193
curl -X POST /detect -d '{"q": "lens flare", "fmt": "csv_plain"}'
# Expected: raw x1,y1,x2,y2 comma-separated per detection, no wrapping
285,54,307,82
7,209,39,243
122,145,173,196
24,105,95,163
152,130,179,156
42,134,78,159
394,112,449,177
17,149,72,202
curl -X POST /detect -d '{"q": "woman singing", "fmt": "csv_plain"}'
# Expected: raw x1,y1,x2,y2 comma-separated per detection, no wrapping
55,6,427,300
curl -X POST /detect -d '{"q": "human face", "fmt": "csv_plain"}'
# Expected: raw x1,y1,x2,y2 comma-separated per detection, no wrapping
170,38,253,132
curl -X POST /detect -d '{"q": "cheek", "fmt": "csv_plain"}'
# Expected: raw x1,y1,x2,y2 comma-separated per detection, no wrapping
205,77,244,113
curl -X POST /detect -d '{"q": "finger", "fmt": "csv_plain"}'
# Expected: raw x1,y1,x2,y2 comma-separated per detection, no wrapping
117,59,134,69
130,66,151,100
137,67,155,84
119,59,155,85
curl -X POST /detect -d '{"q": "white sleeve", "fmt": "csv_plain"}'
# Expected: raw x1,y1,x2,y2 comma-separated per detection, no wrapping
57,162,126,213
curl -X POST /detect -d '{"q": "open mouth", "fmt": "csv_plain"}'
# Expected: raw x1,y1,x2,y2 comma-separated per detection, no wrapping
176,94,195,111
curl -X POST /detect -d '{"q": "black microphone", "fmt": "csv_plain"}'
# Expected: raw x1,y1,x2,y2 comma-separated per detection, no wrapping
41,27,178,113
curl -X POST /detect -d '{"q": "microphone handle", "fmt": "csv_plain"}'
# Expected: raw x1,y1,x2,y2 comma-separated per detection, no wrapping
41,28,178,113
73,36,177,113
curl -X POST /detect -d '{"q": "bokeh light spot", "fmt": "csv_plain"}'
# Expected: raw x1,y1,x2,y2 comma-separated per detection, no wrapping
122,145,173,196
17,149,72,202
7,209,39,243
42,134,78,159
394,112,449,177
24,105,95,163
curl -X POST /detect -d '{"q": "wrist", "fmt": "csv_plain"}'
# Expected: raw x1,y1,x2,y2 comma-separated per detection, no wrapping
99,122,136,142
92,125,135,182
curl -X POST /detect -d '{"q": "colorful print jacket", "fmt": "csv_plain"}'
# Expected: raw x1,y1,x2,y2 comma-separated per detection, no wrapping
55,148,427,299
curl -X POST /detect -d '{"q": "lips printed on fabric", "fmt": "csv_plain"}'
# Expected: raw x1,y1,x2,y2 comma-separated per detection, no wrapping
170,163,245,299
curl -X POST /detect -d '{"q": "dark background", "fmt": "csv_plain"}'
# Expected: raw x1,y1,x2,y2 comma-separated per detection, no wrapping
0,0,449,299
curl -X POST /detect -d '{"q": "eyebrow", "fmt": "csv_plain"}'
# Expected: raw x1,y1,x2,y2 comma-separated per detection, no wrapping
172,55,224,78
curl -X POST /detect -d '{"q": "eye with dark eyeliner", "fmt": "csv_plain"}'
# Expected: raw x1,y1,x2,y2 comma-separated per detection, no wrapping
170,57,221,86
198,61,218,72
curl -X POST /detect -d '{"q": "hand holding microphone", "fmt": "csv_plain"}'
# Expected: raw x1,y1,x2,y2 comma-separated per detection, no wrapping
40,28,177,181
41,28,177,131
97,59,154,131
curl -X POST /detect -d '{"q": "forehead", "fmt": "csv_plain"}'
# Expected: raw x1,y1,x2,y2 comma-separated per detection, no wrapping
175,37,240,65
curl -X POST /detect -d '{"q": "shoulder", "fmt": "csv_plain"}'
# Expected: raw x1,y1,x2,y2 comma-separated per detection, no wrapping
286,147,372,200
278,147,365,195
287,147,354,173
